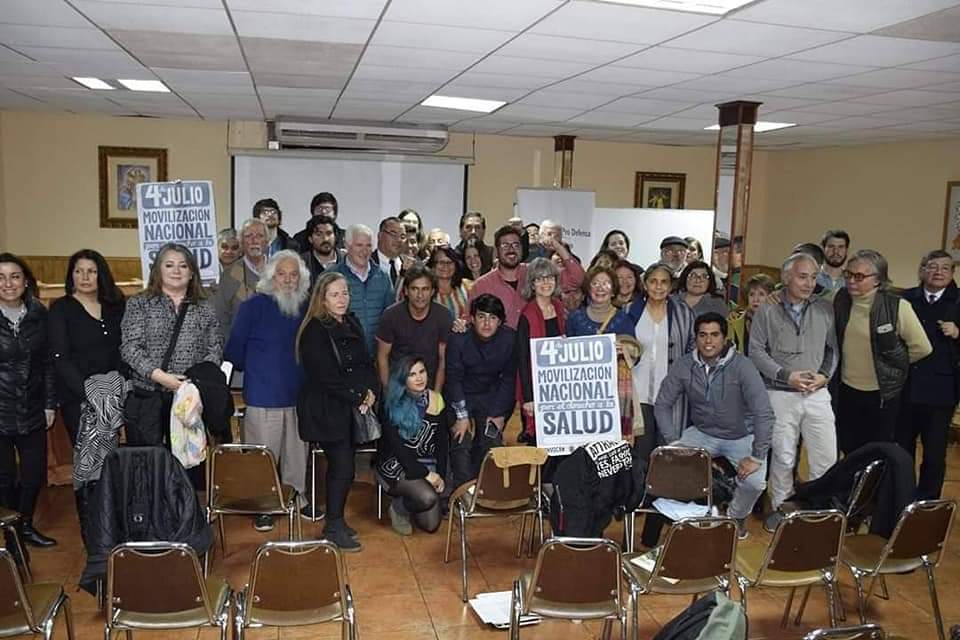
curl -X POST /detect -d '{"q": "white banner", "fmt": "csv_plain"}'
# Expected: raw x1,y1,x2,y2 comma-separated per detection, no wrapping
136,180,218,284
531,334,622,456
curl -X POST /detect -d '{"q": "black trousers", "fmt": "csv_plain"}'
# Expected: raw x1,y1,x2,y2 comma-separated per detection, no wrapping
837,383,900,455
0,428,47,518
448,422,501,492
61,401,82,448
895,402,953,500
311,440,355,524
635,403,669,549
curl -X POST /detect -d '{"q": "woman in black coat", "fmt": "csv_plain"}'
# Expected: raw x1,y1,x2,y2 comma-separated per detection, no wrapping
297,271,377,552
0,253,57,547
48,249,126,446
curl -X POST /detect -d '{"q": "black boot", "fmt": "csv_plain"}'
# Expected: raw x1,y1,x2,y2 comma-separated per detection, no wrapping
21,520,57,548
322,519,361,553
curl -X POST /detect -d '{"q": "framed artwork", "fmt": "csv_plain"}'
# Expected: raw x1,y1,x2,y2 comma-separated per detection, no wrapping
944,181,960,261
635,172,686,209
99,146,168,229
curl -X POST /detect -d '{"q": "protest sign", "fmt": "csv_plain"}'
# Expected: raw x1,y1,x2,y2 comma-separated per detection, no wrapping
136,180,218,284
531,334,621,456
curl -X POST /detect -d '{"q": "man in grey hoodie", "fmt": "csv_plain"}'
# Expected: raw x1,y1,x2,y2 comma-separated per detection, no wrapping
655,312,775,539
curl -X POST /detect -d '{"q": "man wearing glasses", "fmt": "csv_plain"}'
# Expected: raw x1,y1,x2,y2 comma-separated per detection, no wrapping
660,236,689,279
896,250,960,499
832,249,930,456
373,217,406,289
469,225,584,329
749,252,839,533
252,198,299,257
293,192,345,252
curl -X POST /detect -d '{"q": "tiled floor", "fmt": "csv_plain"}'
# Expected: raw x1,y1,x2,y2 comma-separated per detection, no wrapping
28,443,960,639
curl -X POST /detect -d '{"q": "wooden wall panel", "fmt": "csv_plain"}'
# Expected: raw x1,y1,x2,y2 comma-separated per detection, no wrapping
21,255,142,285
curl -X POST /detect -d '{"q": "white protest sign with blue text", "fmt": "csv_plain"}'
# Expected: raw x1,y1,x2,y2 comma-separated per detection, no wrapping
136,180,218,284
531,334,621,456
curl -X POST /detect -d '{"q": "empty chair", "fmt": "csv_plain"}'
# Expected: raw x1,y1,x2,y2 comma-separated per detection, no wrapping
0,548,72,640
622,516,737,640
625,446,712,553
207,444,301,569
735,510,845,629
841,499,956,640
234,540,357,639
0,507,31,582
444,447,547,602
104,541,231,639
510,537,627,640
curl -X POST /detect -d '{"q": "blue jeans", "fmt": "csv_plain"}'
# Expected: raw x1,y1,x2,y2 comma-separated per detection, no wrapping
675,427,766,520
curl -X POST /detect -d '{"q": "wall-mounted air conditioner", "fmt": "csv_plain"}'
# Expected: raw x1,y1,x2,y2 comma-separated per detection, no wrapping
271,117,449,153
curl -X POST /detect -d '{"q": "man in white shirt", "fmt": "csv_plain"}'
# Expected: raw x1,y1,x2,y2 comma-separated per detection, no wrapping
374,216,405,288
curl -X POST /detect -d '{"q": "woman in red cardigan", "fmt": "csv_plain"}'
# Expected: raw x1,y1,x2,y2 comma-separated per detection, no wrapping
515,257,567,443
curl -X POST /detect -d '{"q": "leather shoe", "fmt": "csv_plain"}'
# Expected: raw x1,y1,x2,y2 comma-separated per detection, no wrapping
21,521,57,548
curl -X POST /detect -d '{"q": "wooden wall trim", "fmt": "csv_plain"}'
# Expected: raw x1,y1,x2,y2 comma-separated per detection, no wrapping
21,255,143,285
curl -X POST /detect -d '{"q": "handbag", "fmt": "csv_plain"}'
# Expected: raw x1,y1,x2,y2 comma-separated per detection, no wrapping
123,302,190,446
327,329,381,444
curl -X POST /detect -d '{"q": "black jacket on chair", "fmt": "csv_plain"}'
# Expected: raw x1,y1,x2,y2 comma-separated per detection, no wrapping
79,447,212,593
0,298,55,436
789,442,915,538
297,313,378,444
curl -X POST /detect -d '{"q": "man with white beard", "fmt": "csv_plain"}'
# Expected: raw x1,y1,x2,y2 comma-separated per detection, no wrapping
214,217,269,342
225,250,311,531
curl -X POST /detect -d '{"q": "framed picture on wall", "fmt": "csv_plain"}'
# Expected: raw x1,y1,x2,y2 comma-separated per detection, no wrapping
99,146,168,229
943,181,960,261
635,172,686,209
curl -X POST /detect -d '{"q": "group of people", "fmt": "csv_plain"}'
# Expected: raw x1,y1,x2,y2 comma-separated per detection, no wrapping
0,190,956,558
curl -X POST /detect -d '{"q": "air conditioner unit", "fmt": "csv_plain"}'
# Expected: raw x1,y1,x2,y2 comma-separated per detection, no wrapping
271,117,449,153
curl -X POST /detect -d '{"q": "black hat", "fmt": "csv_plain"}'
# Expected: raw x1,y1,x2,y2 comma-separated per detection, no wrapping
660,236,689,249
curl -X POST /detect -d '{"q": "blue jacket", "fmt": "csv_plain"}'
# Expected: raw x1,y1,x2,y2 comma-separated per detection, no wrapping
333,262,395,356
224,294,303,407
444,327,517,421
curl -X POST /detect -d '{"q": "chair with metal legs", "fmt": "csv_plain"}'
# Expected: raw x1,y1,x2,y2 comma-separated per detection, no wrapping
0,548,72,640
840,499,956,640
0,506,31,582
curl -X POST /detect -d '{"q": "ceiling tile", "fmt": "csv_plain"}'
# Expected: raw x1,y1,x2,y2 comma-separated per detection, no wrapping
398,107,473,125
0,24,116,49
853,89,960,107
72,1,234,35
725,59,877,83
668,20,850,57
615,46,763,74
225,0,388,18
789,35,960,66
1,0,91,28
372,22,514,53
258,87,340,99
86,0,223,7
470,55,593,79
14,46,140,67
531,3,716,45
872,5,960,42
566,111,645,127
815,115,906,128
496,33,642,64
351,64,457,84
578,66,702,86
111,31,246,71
0,73,79,89
763,83,887,100
666,103,731,120
903,52,960,72
0,59,62,75
179,93,261,109
634,116,711,131
452,71,552,90
385,0,562,31
877,120,960,132
262,102,335,118
518,90,619,110
359,45,481,70
449,116,522,133
498,123,577,136
341,78,438,99
241,38,363,76
439,83,529,101
740,95,823,111
790,101,900,116
593,96,690,116
757,109,844,125
551,77,665,96
823,68,960,90
334,99,410,120
253,73,346,90
493,103,585,122
675,73,798,94
232,12,375,43
732,0,960,33
152,68,252,86
0,47,30,62
635,86,740,102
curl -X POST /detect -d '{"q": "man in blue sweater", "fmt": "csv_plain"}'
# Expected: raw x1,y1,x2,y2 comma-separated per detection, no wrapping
333,224,395,357
225,250,310,531
444,294,517,489
655,312,776,539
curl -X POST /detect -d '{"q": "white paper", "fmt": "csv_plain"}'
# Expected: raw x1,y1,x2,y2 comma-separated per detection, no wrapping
629,550,679,585
651,498,717,521
469,591,541,628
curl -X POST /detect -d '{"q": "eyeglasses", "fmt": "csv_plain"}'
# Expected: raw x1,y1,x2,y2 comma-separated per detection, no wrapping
434,259,455,267
314,205,335,213
383,228,407,240
924,264,954,274
534,276,556,284
259,208,279,216
590,280,613,290
843,270,877,283
687,272,710,282
499,242,521,250
662,247,686,256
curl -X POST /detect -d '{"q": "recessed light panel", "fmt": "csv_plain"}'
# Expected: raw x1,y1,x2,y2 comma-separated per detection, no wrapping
421,94,506,113
72,77,114,90
705,121,796,132
593,0,756,16
117,79,171,93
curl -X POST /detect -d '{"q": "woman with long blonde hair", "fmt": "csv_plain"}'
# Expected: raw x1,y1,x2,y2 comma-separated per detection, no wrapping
296,271,377,552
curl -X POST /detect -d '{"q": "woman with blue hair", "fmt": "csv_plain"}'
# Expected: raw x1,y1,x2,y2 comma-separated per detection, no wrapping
377,355,453,536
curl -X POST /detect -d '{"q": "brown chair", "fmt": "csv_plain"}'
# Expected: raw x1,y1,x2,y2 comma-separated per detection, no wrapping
622,516,738,640
841,499,956,640
0,548,73,640
104,541,231,639
306,445,378,523
803,623,886,639
206,444,301,571
444,446,548,602
624,446,712,553
510,537,626,640
0,506,31,582
735,510,845,630
234,540,357,639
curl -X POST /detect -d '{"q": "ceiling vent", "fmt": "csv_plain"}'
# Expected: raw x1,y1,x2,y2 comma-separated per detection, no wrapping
271,117,449,153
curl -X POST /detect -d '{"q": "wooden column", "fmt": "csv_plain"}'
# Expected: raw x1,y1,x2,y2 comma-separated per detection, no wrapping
553,135,576,188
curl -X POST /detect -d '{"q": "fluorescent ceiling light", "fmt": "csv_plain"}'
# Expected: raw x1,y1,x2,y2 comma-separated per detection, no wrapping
592,0,756,15
117,79,170,93
421,94,505,113
705,121,796,132
72,77,114,90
